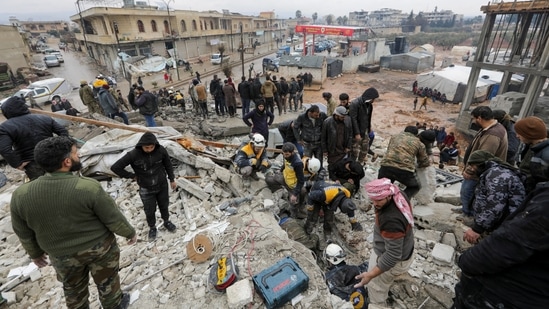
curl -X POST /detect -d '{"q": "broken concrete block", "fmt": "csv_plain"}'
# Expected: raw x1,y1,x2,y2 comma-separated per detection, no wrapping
227,279,253,309
2,291,16,304
441,233,457,248
29,269,41,282
175,178,209,200
431,243,455,265
415,229,442,244
215,165,232,183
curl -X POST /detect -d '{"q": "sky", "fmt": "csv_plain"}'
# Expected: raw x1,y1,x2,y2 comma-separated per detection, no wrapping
1,0,492,24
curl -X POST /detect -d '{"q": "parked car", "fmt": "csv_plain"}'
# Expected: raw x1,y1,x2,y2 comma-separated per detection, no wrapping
44,55,60,67
52,52,64,63
262,57,280,72
0,77,72,107
210,53,230,65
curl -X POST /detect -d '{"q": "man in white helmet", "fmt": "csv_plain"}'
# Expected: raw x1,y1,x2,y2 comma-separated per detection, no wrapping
233,133,271,180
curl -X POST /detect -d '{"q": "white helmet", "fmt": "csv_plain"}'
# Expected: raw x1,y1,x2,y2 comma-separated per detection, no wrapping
307,157,321,174
325,244,346,265
251,133,266,147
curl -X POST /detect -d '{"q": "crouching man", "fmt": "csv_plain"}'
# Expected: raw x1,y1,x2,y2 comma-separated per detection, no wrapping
233,133,271,180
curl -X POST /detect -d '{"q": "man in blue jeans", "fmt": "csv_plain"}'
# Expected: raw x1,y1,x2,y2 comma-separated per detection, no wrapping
457,106,508,221
134,86,158,127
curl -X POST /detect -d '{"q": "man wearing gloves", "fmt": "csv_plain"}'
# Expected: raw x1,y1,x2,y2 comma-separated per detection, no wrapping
233,133,271,180
355,178,415,306
111,132,177,241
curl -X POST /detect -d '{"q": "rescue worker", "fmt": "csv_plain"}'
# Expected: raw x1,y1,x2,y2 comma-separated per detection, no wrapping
233,133,271,181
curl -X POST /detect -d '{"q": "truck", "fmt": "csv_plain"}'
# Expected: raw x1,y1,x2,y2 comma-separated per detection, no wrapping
0,77,72,107
0,63,16,91
276,45,291,58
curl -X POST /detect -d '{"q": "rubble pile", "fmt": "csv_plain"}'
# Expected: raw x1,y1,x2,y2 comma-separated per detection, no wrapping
0,119,469,308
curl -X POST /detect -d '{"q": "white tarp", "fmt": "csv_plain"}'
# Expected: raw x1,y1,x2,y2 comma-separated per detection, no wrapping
416,65,502,103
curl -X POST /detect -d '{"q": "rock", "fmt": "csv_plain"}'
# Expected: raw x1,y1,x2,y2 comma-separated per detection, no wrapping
431,243,455,265
226,279,253,309
441,233,457,248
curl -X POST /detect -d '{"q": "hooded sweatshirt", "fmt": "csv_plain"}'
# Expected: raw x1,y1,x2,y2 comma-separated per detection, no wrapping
349,87,379,137
243,102,274,139
0,96,68,168
111,132,175,189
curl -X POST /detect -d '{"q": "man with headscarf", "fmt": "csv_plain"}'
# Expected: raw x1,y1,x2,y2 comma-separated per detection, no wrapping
0,96,68,180
355,178,414,307
461,150,526,243
349,87,379,163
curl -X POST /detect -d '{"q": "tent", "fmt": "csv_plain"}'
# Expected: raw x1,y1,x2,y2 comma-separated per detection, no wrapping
379,51,435,73
416,65,520,103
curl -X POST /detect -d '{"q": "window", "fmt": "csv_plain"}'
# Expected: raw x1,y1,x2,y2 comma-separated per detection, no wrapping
137,20,145,33
192,20,197,31
164,20,170,34
180,20,187,32
210,21,214,30
151,20,157,32
200,21,203,30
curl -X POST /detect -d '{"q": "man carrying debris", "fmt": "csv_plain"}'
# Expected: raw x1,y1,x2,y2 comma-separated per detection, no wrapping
461,150,526,243
233,133,270,181
355,178,414,307
377,126,430,199
111,132,177,241
10,136,136,309
304,181,363,237
0,96,68,180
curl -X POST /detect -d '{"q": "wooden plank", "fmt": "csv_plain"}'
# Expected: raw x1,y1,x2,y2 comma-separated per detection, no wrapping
196,138,282,153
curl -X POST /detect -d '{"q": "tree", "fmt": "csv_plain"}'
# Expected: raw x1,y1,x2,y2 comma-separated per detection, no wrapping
312,12,318,24
336,16,343,25
296,10,302,19
218,44,226,64
325,14,334,25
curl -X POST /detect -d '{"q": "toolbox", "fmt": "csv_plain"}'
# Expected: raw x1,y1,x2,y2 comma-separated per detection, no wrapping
252,256,309,309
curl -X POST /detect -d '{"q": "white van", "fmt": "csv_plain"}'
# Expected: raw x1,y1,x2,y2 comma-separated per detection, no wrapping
210,53,230,65
0,78,72,107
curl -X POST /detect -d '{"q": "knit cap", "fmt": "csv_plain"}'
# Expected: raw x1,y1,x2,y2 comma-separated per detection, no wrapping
334,106,347,116
515,116,547,140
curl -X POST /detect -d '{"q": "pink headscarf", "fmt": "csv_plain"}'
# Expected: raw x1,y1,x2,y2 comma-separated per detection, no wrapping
365,178,414,225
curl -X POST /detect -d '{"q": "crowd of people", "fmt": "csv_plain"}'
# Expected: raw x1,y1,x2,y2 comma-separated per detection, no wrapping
2,64,549,308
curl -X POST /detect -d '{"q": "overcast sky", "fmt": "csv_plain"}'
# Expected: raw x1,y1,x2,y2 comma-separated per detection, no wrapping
2,0,492,24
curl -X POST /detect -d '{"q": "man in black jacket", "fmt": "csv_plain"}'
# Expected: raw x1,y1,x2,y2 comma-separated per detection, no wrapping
134,86,158,127
0,96,68,180
293,104,327,161
322,106,353,177
111,132,177,241
349,87,379,163
237,76,252,117
454,182,549,309
210,75,226,116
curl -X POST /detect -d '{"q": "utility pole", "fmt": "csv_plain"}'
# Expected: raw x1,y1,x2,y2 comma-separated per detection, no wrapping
165,0,180,81
76,0,90,56
239,23,244,78
112,21,128,82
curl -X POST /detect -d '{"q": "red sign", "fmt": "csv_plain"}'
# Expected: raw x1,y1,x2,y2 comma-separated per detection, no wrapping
295,25,355,36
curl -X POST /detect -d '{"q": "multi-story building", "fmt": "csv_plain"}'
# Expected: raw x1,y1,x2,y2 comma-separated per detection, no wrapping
0,25,32,71
9,16,68,38
348,10,369,26
367,8,407,28
421,7,463,26
69,1,285,77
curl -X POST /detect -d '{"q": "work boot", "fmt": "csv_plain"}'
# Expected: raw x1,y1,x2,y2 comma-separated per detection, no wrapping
164,221,176,232
250,171,260,181
323,210,335,240
148,228,157,242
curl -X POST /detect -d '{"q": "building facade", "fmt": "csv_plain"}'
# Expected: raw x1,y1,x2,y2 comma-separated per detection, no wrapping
9,16,68,38
69,2,286,78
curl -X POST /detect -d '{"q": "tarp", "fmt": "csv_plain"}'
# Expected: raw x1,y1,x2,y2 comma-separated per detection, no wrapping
379,51,434,73
416,65,509,103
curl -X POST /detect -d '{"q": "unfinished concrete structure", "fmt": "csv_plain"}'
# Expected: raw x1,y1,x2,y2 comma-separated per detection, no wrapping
457,0,549,136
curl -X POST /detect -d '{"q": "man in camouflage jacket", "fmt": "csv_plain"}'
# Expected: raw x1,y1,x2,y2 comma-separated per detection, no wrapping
378,126,430,198
462,150,526,244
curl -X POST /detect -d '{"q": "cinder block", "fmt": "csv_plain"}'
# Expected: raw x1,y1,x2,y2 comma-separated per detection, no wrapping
226,279,253,309
431,243,455,265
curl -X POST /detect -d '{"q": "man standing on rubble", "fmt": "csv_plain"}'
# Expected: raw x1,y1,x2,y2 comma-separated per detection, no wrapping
349,87,379,164
79,80,103,114
459,106,507,220
134,86,158,127
356,178,414,307
10,136,136,309
0,96,68,180
111,132,177,242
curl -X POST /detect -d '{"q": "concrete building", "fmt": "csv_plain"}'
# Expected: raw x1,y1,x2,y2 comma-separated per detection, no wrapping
8,16,68,38
69,1,285,79
0,25,32,71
